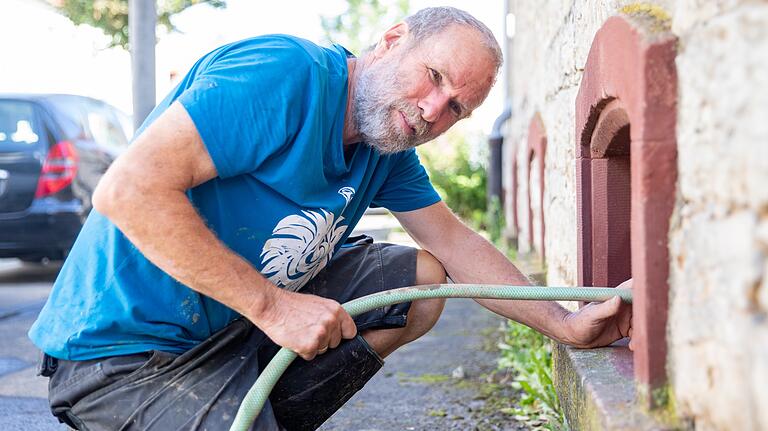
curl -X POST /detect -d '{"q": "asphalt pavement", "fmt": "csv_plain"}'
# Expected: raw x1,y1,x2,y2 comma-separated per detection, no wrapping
0,259,66,430
321,298,515,431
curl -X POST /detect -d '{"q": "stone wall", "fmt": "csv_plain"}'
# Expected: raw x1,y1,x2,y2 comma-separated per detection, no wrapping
668,1,768,429
504,1,768,429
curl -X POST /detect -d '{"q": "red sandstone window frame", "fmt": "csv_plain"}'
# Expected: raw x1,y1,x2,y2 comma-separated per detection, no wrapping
574,14,677,403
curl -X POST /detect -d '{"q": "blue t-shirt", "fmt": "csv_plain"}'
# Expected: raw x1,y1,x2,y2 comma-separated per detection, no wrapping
29,35,441,360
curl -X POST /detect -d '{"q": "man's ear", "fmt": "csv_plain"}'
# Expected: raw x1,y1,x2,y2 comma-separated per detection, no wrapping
372,22,409,59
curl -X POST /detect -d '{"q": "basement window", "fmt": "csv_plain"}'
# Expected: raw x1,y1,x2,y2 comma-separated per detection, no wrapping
574,14,678,404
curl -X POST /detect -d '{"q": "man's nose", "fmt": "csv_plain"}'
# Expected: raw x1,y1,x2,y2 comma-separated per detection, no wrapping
418,89,450,123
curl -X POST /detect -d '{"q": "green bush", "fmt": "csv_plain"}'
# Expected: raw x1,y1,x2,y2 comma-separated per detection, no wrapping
417,131,491,230
418,130,507,246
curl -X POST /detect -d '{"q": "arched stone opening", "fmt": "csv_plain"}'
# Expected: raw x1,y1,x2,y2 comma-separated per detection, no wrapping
575,14,677,403
583,98,632,288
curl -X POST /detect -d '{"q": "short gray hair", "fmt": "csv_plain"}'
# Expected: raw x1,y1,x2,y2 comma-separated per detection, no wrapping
404,7,503,74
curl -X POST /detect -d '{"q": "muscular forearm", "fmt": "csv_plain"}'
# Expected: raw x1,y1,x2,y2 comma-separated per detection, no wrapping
93,176,278,325
423,219,571,343
398,202,629,349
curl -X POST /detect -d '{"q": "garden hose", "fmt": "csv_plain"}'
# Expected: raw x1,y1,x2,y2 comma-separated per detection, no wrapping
229,284,632,431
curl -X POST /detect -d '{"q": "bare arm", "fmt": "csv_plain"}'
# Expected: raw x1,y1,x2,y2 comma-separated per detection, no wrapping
93,102,355,359
393,201,631,347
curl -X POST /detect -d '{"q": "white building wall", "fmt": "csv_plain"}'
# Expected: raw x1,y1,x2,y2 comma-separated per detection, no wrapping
504,1,768,429
668,2,768,429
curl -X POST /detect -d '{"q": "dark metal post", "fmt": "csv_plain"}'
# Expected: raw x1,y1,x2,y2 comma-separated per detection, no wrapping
488,136,503,203
488,104,512,205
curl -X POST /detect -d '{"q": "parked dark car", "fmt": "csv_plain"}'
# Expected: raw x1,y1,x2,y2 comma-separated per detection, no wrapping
0,94,130,262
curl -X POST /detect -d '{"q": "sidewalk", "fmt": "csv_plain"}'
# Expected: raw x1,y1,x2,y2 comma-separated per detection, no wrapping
0,261,64,430
334,212,522,429
321,298,516,430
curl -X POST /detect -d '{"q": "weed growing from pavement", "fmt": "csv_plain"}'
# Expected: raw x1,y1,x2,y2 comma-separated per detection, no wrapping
497,321,566,430
487,238,566,430
449,318,567,430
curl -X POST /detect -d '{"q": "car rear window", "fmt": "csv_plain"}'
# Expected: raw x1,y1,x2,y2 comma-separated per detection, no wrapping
46,96,90,141
0,100,45,151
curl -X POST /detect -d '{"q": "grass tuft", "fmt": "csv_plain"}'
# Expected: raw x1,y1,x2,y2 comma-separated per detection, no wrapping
497,321,567,430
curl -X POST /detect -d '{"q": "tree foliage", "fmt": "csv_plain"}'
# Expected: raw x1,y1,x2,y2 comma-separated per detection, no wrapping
49,0,226,48
417,130,488,228
320,0,409,55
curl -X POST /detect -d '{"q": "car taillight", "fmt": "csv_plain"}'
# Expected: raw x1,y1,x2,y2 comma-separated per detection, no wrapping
35,140,78,198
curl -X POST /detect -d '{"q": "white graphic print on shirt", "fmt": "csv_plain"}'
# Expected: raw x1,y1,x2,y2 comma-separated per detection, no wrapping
259,187,355,291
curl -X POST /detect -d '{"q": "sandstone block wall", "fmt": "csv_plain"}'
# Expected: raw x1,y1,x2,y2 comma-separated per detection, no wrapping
504,1,767,429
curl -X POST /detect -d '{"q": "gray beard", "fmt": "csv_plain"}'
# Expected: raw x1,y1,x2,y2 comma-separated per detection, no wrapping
352,62,431,154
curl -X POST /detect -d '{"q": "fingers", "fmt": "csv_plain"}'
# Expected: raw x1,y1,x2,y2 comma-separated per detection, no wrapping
296,333,331,361
564,294,634,348
340,311,358,340
291,298,355,360
300,351,317,361
585,295,623,321
322,302,354,350
316,307,355,356
328,321,343,349
259,292,358,361
618,298,633,350
620,300,632,335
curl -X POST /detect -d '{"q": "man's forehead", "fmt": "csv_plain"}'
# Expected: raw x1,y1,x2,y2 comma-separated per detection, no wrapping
412,27,494,86
418,47,495,109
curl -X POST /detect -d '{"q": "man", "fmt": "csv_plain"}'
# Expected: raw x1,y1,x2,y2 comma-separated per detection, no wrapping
30,7,632,430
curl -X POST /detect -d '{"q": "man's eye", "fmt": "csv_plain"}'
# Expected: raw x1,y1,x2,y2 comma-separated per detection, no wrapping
449,101,461,116
429,68,441,83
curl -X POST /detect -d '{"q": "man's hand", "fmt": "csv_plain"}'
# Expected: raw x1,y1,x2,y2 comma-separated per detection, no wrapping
255,288,358,361
560,278,633,349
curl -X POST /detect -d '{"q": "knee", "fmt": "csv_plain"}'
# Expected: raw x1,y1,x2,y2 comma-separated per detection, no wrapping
361,249,448,357
415,249,447,286
400,296,445,344
400,249,448,343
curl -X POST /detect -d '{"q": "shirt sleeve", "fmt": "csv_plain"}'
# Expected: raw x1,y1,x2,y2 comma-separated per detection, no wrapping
177,38,309,179
371,149,442,212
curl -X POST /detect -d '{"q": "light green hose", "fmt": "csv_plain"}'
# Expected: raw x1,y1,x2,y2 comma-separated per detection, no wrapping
229,284,632,431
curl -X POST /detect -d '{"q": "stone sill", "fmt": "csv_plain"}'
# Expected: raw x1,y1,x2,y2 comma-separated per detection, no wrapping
553,339,670,430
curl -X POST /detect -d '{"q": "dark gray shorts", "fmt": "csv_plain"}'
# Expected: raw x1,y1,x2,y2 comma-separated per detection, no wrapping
42,236,418,431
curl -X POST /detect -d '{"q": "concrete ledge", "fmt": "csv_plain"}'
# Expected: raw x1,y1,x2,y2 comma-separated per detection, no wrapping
553,340,670,430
